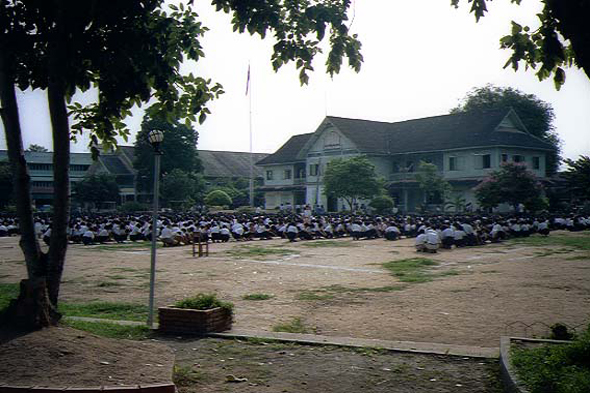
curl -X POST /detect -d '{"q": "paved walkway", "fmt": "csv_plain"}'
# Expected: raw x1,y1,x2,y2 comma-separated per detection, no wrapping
66,316,498,359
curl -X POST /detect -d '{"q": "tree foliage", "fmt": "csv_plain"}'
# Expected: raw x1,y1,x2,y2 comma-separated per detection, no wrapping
73,174,120,205
134,115,202,192
323,156,381,210
369,195,394,215
563,155,590,203
474,162,545,211
0,0,362,328
160,169,204,204
205,189,232,207
453,0,590,87
451,85,561,175
414,161,451,204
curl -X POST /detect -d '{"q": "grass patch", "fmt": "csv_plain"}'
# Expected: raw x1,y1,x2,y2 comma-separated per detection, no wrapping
173,365,210,386
511,325,590,393
96,281,124,288
91,241,161,252
300,240,356,248
508,233,590,251
62,319,152,340
0,282,19,311
323,284,406,293
566,254,590,261
297,290,334,301
382,258,439,283
227,246,297,259
174,293,234,313
272,317,310,334
242,293,274,301
59,301,149,321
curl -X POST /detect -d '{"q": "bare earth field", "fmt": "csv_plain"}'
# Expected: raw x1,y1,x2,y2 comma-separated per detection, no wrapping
1,230,589,347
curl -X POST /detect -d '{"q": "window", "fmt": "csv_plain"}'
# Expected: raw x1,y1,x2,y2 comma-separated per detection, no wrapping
324,131,341,148
29,163,53,171
475,154,491,169
392,162,400,173
501,154,508,163
309,164,319,176
513,155,524,163
283,169,292,180
296,168,306,178
266,170,273,181
449,156,464,171
449,156,457,171
532,156,540,170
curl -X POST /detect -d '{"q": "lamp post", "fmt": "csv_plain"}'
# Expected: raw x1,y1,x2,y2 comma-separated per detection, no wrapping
147,129,164,328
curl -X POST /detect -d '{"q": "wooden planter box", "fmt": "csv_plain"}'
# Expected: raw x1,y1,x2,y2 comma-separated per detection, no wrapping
158,306,233,334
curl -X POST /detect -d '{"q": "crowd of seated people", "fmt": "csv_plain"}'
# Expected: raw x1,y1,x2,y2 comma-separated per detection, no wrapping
2,208,589,250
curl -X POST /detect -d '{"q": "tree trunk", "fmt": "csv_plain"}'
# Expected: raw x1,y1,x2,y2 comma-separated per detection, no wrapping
0,49,59,329
45,2,70,307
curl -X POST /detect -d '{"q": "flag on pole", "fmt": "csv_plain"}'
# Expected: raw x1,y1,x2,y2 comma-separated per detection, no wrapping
245,64,251,96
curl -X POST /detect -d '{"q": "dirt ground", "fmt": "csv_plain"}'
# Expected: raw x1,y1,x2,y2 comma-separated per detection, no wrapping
1,231,589,348
169,337,502,393
0,327,175,386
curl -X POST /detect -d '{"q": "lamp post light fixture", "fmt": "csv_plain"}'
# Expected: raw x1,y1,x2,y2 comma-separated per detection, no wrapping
147,129,164,328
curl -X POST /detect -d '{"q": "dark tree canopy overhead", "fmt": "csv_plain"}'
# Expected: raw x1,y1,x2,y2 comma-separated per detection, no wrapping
0,0,363,328
451,84,561,175
453,0,590,88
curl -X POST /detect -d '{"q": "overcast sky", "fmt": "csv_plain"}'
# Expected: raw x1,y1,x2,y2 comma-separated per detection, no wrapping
1,0,589,162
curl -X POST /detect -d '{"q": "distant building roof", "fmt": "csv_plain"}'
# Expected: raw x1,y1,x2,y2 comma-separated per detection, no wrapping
0,151,93,165
327,109,553,154
99,155,133,175
199,150,268,178
256,133,314,165
257,109,554,165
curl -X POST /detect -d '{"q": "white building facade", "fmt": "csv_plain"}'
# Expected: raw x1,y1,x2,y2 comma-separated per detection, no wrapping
256,109,552,212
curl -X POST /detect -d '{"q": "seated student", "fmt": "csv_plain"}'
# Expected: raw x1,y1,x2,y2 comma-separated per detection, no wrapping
42,226,52,246
424,228,440,253
440,225,455,249
286,222,298,242
537,219,550,236
112,223,128,243
323,222,334,239
219,226,231,242
255,222,273,240
453,224,466,247
231,221,244,241
384,222,401,241
0,222,8,237
490,222,506,243
129,222,144,242
6,220,18,236
334,221,346,238
96,227,110,244
160,224,180,247
509,221,522,238
82,227,95,245
520,221,531,237
299,223,314,240
415,229,427,252
209,223,222,242
363,221,378,239
461,221,477,246
350,221,362,240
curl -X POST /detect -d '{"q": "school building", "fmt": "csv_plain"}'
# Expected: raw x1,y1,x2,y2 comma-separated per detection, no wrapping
256,109,554,212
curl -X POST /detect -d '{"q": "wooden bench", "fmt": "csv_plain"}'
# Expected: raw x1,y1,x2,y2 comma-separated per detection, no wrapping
192,233,209,257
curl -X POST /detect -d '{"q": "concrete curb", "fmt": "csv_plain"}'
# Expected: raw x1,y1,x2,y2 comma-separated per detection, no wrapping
209,329,499,359
0,383,175,393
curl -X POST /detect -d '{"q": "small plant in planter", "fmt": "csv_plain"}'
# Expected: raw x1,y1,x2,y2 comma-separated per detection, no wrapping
158,293,233,334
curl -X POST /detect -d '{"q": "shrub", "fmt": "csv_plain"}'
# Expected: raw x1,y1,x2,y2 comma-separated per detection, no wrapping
174,293,233,314
512,324,590,393
118,201,149,213
369,195,394,214
204,190,232,207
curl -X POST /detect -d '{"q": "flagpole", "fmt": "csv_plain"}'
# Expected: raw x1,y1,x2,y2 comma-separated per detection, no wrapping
247,63,254,207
